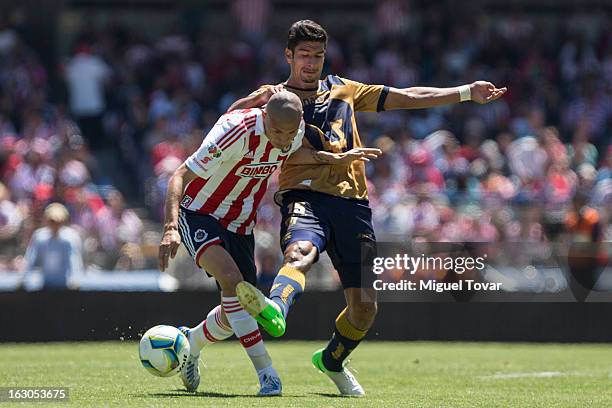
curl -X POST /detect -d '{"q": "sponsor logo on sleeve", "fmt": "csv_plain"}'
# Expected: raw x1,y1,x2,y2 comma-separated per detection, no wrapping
208,143,222,158
198,142,222,166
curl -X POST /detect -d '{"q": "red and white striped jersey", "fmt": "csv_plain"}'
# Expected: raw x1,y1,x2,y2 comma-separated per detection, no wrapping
182,108,305,234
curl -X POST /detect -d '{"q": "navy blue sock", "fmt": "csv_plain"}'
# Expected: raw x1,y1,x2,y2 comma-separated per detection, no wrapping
321,308,368,372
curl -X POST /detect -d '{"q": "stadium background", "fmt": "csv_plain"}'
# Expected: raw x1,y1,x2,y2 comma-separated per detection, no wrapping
0,0,610,342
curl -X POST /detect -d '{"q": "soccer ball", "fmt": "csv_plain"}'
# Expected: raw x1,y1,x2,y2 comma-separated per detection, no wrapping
139,325,190,377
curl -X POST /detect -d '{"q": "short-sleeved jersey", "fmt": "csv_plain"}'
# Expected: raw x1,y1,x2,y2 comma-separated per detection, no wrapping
182,108,304,234
256,75,389,201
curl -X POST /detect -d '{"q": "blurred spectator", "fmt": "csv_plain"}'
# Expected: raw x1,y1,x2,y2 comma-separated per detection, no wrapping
376,0,410,36
563,76,612,147
0,16,18,56
565,191,607,300
64,44,111,151
231,0,270,43
96,190,144,269
20,203,83,289
0,182,23,270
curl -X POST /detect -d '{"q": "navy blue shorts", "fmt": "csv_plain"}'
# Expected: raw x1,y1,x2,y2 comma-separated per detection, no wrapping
278,190,377,288
178,207,257,286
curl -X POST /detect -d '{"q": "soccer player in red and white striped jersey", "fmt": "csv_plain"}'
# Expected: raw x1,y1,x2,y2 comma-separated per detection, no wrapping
158,91,304,396
158,91,380,395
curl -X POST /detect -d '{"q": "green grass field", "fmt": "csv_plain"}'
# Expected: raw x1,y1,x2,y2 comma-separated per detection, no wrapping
1,341,612,407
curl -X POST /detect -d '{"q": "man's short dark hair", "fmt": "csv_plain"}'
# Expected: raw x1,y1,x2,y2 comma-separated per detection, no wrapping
287,20,328,51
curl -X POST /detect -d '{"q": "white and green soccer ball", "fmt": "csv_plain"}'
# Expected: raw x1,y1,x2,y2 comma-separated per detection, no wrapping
139,325,190,377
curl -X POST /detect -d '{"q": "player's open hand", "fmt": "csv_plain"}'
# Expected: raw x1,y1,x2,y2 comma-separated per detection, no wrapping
158,228,181,272
469,81,507,104
259,84,285,105
325,147,383,164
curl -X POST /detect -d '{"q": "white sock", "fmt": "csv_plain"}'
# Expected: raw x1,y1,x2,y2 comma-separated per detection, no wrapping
222,296,272,372
189,305,233,356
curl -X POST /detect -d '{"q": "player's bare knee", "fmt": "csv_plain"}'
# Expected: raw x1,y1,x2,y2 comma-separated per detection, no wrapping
283,241,316,273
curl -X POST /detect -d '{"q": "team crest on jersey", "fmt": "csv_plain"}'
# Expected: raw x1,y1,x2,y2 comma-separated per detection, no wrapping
194,229,208,243
181,196,193,207
237,161,280,178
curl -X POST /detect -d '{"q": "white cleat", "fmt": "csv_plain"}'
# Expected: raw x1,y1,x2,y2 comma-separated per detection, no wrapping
178,327,200,392
312,348,365,397
257,367,282,397
324,368,365,397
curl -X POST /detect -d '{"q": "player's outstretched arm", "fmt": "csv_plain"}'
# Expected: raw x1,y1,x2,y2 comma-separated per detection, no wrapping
228,85,285,111
383,81,507,110
286,147,383,165
158,164,198,272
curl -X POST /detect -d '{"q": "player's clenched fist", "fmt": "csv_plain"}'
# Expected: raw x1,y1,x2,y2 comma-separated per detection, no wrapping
158,227,181,272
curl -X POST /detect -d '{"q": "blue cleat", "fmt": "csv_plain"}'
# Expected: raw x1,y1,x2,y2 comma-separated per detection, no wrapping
257,367,282,397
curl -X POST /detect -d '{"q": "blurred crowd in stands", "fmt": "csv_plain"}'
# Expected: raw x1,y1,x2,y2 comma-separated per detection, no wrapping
0,1,609,285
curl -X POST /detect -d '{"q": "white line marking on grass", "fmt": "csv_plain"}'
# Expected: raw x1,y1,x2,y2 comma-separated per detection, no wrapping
478,371,593,380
